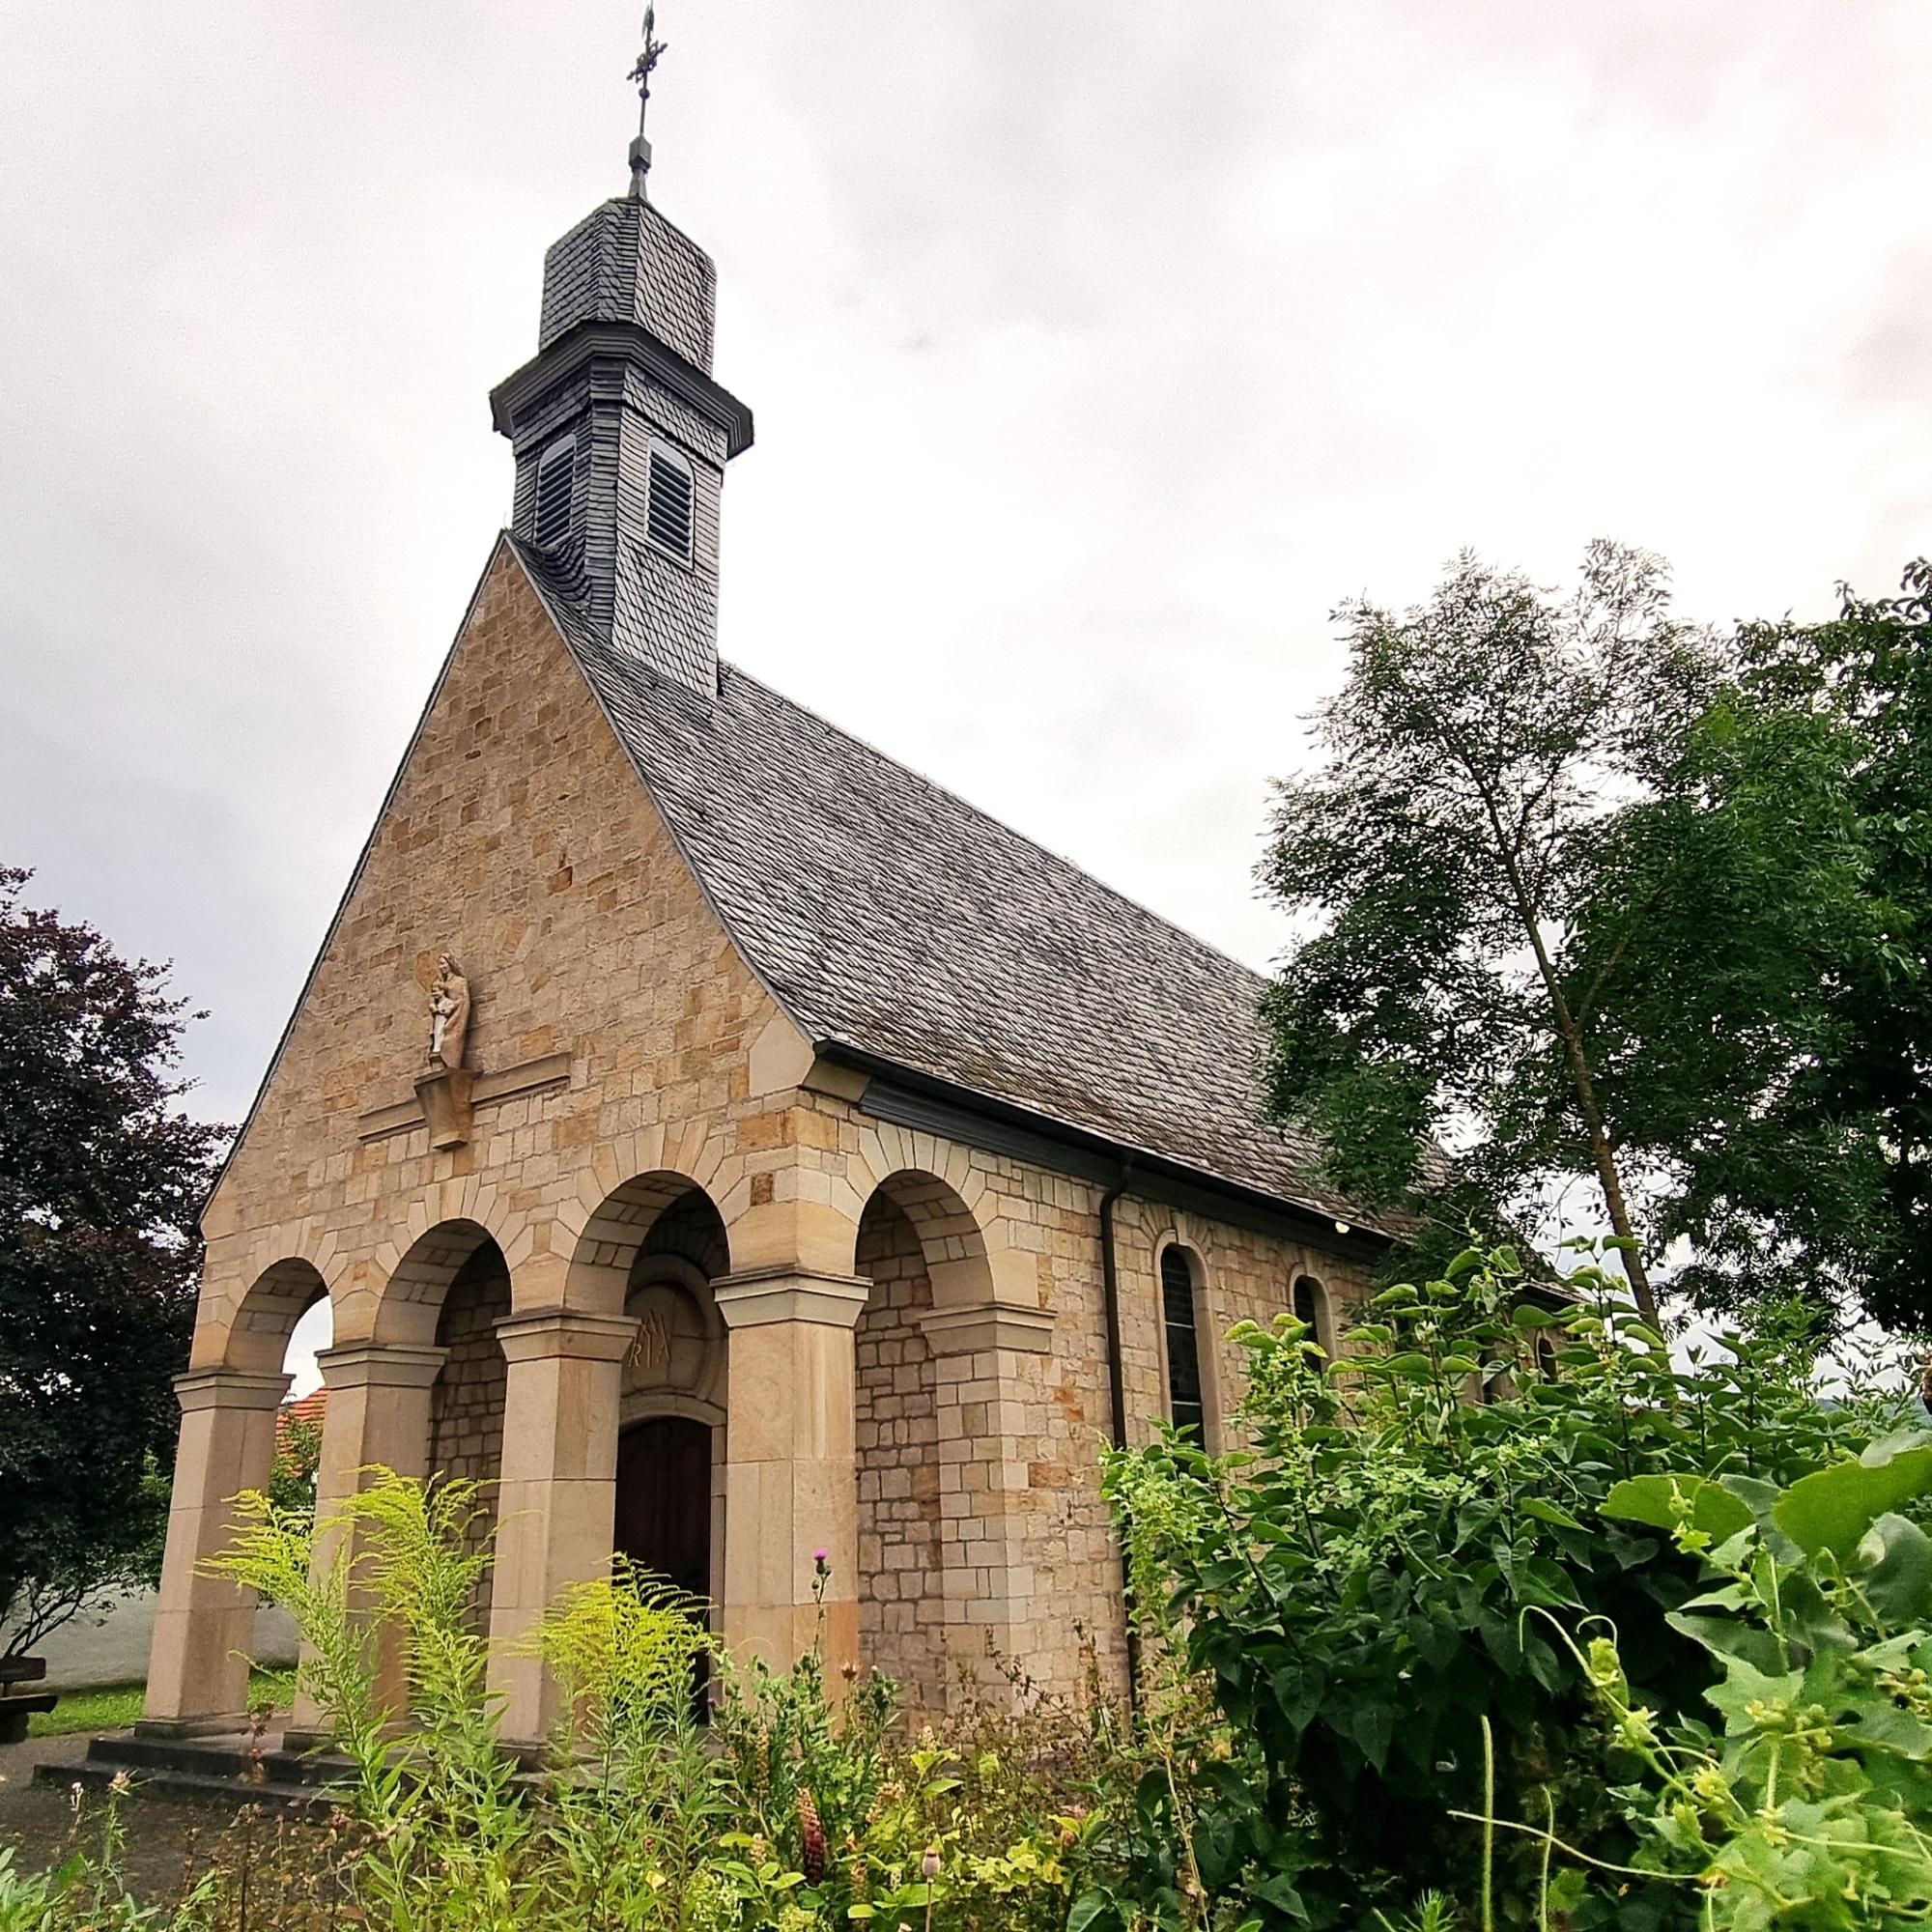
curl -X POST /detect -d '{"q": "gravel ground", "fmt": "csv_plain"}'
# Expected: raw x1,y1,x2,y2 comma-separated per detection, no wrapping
0,1734,279,1904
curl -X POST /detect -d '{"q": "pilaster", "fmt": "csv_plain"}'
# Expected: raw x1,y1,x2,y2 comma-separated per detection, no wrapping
917,1305,1056,1708
715,1267,868,1683
485,1307,637,1747
141,1369,290,1735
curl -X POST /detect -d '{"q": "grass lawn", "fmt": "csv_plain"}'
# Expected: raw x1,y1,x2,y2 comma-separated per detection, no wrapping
27,1669,297,1739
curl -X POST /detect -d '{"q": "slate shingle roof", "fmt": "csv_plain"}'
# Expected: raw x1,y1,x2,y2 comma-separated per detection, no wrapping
508,539,1382,1234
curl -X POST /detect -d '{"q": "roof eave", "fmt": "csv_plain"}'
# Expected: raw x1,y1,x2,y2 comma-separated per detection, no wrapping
813,1038,1400,1260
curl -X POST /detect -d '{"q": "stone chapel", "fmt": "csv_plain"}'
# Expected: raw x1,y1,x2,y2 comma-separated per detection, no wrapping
140,58,1398,1751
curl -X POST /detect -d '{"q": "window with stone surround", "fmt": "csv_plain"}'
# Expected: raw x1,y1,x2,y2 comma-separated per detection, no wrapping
1160,1244,1208,1440
1293,1272,1333,1356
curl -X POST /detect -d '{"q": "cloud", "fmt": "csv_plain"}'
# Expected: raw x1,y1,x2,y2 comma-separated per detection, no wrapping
2,0,1928,1166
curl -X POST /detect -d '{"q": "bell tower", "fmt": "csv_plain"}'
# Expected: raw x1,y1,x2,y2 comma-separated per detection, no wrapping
490,10,753,695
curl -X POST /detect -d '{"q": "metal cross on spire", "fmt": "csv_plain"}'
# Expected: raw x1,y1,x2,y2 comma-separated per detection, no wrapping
628,5,669,198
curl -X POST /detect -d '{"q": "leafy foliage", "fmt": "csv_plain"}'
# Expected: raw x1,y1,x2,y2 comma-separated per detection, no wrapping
0,867,227,1657
1511,1437,1932,1931
1263,549,1932,1335
1259,546,1717,1315
198,1467,1171,1931
267,1409,324,1521
1105,1242,1918,1928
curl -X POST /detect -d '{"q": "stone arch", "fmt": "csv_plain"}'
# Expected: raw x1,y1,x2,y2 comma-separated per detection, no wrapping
424,1236,515,1633
224,1257,331,1376
849,1174,989,1712
583,1180,731,1631
855,1169,997,1312
372,1216,506,1347
1292,1270,1335,1357
566,1169,727,1317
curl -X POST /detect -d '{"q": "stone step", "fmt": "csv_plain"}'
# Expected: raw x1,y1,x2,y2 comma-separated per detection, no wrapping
48,1754,328,1814
30,1730,352,1813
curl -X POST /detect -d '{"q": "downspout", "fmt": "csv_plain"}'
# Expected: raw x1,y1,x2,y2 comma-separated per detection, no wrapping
1098,1159,1141,1711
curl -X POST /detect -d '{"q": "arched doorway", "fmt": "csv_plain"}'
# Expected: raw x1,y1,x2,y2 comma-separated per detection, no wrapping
609,1185,728,1620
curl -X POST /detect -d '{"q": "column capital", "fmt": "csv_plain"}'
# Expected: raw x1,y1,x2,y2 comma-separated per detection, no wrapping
916,1303,1056,1356
495,1306,637,1365
315,1342,449,1391
714,1267,870,1330
173,1368,291,1415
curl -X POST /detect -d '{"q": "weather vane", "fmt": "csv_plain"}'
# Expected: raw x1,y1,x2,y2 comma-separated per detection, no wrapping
628,6,668,197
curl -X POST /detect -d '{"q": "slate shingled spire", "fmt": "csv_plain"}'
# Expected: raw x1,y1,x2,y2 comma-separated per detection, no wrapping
488,16,753,696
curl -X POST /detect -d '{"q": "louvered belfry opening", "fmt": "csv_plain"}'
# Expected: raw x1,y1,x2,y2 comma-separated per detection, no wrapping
646,445,694,558
533,441,576,553
1161,1247,1206,1437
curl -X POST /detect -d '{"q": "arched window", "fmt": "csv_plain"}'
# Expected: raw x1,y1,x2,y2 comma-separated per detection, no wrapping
646,440,695,559
1160,1245,1207,1437
1293,1273,1330,1355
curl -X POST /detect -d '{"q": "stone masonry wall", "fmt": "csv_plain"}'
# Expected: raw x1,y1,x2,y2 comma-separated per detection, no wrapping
853,1194,943,1712
196,543,791,1371
801,1105,1382,1704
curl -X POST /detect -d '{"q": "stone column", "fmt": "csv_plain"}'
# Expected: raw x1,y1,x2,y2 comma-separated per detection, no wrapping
142,1368,290,1735
919,1304,1055,1709
285,1342,447,1742
714,1267,868,1681
485,1308,636,1748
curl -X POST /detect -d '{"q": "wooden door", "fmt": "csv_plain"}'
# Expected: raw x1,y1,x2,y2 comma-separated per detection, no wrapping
614,1416,712,1604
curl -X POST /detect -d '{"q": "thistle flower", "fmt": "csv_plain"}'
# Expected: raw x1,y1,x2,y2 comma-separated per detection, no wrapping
798,1787,826,1885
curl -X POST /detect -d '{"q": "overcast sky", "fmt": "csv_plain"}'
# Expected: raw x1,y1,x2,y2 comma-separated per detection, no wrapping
4,0,1929,1153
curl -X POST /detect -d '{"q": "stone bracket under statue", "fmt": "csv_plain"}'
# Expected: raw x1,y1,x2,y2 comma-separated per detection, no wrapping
356,1051,572,1151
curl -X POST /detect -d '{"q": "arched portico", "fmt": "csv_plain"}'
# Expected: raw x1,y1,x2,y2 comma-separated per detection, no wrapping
486,1172,733,1745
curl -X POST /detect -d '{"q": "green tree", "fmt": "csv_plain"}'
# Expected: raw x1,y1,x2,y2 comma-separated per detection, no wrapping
1575,559,1932,1330
0,867,226,1658
1259,543,1717,1318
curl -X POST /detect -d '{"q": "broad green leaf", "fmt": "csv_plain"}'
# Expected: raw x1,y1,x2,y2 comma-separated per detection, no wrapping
1861,1430,1932,1469
1860,1512,1932,1626
1352,1702,1395,1771
1604,1474,1753,1546
1521,1497,1584,1530
1703,1654,1803,1735
1841,1701,1932,1760
1066,1894,1114,1932
1666,1609,1783,1675
1774,1448,1932,1560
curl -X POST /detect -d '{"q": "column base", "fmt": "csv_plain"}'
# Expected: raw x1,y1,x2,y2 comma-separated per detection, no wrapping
133,1713,251,1741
